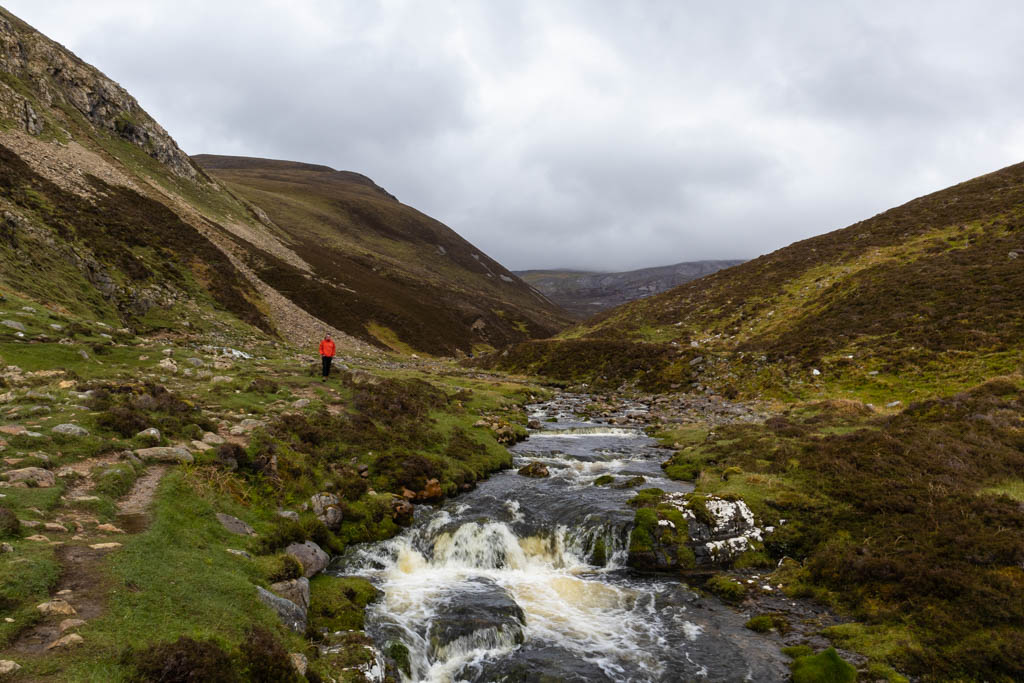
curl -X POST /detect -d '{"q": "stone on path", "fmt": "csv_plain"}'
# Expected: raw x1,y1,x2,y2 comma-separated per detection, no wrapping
215,512,256,536
134,446,194,464
285,540,329,578
45,633,83,650
256,586,306,633
59,618,86,633
201,431,225,445
37,599,76,616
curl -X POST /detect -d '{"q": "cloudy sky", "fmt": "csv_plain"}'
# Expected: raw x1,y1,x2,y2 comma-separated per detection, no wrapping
7,1,1024,271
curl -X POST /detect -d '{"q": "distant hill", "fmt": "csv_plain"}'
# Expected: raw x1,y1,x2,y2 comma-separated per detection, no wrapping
485,161,1024,398
0,7,569,355
515,260,745,318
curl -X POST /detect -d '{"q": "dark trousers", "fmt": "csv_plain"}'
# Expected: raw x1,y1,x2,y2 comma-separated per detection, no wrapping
321,355,333,377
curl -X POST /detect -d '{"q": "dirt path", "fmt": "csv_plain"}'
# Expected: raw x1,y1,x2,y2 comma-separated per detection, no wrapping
4,463,168,656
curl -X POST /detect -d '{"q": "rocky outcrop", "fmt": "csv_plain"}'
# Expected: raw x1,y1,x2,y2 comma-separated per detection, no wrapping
0,9,198,179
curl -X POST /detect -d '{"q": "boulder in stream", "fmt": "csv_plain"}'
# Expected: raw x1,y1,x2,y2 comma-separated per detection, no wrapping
428,577,526,660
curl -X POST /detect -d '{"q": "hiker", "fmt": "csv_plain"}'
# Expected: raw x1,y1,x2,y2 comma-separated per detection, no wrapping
319,333,335,381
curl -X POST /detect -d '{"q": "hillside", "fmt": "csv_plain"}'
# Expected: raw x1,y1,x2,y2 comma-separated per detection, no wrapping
487,161,1024,400
0,8,568,357
193,155,571,355
515,260,744,318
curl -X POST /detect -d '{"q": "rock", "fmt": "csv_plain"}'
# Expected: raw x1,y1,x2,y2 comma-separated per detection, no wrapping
811,368,821,376
156,358,178,373
0,660,21,675
229,418,263,435
886,400,902,408
37,599,76,616
527,419,541,429
1,320,26,333
162,348,174,356
226,548,252,559
0,543,12,553
291,398,310,409
25,534,50,542
186,357,204,367
5,467,56,487
1009,250,1020,259
134,446,194,464
89,542,122,550
135,427,161,443
427,578,525,658
201,431,225,445
0,425,27,436
211,375,233,384
213,359,233,370
96,523,124,534
284,540,329,578
276,509,299,522
270,577,310,610
517,461,550,478
215,512,256,536
256,586,306,633
310,493,343,529
52,423,89,437
59,618,86,633
42,522,68,533
390,497,414,524
45,633,83,650
289,653,308,676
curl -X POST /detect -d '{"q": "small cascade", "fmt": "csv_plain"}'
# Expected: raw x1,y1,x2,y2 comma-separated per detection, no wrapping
336,395,789,682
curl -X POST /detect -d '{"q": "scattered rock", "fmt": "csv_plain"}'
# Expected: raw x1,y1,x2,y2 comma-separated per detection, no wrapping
1,320,26,333
52,423,89,437
136,427,161,443
1009,251,1019,260
59,618,86,633
211,375,233,384
0,660,21,675
37,599,76,616
0,543,12,553
96,523,124,534
215,512,256,536
42,522,68,533
89,542,122,550
25,534,50,542
157,358,178,373
276,509,299,522
886,400,902,408
201,431,225,445
186,357,204,367
310,493,343,529
291,398,310,409
134,446,194,464
256,586,306,633
229,418,264,435
270,577,310,610
45,633,83,650
0,425,27,436
284,540,329,578
226,548,252,559
213,359,234,370
289,653,308,676
5,467,56,487
517,461,550,478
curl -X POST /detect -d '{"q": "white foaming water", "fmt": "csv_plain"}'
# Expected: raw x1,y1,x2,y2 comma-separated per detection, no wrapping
346,513,690,683
529,426,642,438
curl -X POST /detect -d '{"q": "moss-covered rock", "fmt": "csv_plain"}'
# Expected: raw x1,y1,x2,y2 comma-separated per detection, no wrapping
308,575,380,632
627,505,696,572
790,647,857,683
593,474,615,486
704,574,747,602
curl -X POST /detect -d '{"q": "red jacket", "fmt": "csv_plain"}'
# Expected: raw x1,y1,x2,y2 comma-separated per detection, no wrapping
319,339,336,357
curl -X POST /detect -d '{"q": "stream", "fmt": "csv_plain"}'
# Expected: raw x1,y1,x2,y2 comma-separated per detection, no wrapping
336,395,790,682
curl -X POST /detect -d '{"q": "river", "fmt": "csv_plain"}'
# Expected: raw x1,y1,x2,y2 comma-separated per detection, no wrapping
336,395,790,682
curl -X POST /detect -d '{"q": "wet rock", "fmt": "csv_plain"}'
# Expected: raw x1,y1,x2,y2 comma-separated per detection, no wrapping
527,419,541,429
256,586,306,633
215,512,256,536
270,577,310,610
46,633,83,650
517,461,550,478
134,446,193,464
661,492,768,566
459,645,616,683
52,423,88,437
428,578,525,659
5,467,56,487
285,540,329,578
37,599,76,616
135,427,161,443
390,497,414,525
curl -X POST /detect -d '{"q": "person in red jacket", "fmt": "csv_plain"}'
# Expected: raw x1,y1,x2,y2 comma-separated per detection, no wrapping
319,333,336,381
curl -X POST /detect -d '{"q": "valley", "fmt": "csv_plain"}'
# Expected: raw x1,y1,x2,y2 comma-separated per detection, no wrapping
0,5,1021,683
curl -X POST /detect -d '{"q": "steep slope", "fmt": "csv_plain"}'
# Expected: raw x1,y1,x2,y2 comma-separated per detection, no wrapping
193,155,571,355
515,260,745,318
0,8,567,356
486,161,1024,399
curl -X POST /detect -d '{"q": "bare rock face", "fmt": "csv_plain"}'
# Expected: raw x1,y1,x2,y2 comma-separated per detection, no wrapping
0,9,198,179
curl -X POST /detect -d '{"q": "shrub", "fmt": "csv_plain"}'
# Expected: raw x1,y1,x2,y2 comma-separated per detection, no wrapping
790,648,857,683
308,575,379,632
258,554,303,583
125,636,239,682
239,627,300,683
0,507,20,539
745,613,789,634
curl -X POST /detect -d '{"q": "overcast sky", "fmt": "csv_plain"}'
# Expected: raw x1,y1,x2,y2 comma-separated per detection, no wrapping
7,1,1024,271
